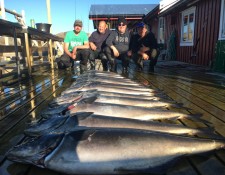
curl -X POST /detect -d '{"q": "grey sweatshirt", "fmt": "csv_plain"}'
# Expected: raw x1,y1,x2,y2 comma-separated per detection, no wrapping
105,29,130,54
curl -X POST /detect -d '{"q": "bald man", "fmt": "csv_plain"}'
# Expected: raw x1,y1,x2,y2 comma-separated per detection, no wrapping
89,21,111,70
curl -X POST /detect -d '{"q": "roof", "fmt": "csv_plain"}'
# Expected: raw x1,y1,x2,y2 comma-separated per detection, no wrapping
159,0,198,16
89,4,158,18
143,4,159,22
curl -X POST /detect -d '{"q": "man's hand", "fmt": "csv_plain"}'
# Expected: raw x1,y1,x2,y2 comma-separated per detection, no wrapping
111,46,119,57
90,42,97,51
72,47,77,59
71,53,76,59
127,50,132,57
142,53,149,60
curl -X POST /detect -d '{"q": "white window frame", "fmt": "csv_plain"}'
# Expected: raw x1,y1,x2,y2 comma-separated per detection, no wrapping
219,0,225,40
158,17,165,44
180,6,196,46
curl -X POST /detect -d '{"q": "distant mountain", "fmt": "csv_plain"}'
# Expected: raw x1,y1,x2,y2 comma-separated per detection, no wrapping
55,31,91,38
56,32,67,39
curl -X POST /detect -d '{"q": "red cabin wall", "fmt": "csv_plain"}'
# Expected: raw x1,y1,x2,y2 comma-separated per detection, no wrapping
148,18,159,39
163,0,221,66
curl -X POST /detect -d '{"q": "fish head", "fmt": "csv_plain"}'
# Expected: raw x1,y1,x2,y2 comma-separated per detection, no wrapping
6,133,64,167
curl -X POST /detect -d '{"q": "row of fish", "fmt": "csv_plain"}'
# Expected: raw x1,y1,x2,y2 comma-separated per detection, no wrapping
6,70,225,175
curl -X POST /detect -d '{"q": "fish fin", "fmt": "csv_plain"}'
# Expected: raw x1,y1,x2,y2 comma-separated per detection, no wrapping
114,158,181,175
48,102,59,108
77,88,98,93
185,114,212,125
166,116,181,121
79,96,97,104
195,127,225,140
71,112,93,120
170,103,192,110
83,89,98,93
170,103,184,108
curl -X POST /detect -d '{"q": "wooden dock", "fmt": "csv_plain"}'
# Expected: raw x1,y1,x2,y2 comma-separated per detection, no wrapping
0,60,225,175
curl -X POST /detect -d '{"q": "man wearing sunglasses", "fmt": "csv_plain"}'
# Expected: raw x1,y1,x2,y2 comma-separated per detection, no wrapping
103,17,131,72
128,22,159,72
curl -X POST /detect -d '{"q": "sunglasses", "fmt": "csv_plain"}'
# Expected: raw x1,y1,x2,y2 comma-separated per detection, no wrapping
118,24,126,26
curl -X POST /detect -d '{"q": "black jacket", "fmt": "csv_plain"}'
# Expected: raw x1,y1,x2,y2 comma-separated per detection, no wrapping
89,29,111,52
130,32,158,54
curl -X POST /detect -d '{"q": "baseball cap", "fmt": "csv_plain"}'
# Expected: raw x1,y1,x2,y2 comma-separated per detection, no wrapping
118,17,127,26
74,20,83,27
136,22,146,28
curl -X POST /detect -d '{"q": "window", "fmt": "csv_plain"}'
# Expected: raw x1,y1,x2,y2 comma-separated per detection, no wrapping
219,0,225,40
158,17,165,44
180,7,196,46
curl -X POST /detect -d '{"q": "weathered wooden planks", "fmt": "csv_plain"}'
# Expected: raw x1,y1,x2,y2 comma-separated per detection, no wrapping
0,62,225,175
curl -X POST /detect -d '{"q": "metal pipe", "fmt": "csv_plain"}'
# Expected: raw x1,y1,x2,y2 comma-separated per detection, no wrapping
0,6,22,17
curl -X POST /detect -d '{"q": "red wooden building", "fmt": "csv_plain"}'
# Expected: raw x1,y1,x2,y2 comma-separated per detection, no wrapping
144,0,225,73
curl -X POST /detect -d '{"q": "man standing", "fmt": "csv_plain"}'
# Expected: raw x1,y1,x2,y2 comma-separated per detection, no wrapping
89,21,111,70
128,22,159,72
63,19,90,72
104,17,130,72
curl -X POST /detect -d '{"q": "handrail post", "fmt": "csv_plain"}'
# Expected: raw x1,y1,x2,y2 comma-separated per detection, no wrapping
24,32,32,76
13,27,21,78
48,39,54,68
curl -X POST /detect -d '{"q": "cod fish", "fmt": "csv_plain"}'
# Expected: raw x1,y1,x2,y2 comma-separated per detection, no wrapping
25,112,215,137
7,128,225,175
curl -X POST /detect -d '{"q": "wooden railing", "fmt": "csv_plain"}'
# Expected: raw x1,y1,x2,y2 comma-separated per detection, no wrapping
0,19,63,79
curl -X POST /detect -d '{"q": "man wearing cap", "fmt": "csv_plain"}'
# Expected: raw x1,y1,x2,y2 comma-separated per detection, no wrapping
103,16,131,72
89,21,111,71
63,19,90,72
128,22,159,72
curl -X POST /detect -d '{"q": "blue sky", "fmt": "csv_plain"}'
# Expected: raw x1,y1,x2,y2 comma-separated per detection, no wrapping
3,0,160,34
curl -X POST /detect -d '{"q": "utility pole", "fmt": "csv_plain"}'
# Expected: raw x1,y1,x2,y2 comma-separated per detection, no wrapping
46,0,52,32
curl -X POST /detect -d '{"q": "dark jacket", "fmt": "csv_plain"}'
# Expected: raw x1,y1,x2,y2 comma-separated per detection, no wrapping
130,32,158,55
89,29,111,52
106,29,130,54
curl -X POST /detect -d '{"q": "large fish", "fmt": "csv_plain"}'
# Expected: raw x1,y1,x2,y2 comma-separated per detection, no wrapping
94,95,179,108
50,94,179,108
75,78,142,86
48,89,98,108
42,101,199,121
74,77,142,86
7,128,225,175
70,81,156,92
62,85,159,96
25,112,215,137
42,95,97,116
72,81,152,91
77,71,123,77
94,90,171,99
75,74,141,82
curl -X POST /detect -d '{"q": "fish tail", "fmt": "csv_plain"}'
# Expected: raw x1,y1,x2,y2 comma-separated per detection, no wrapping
184,114,212,125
